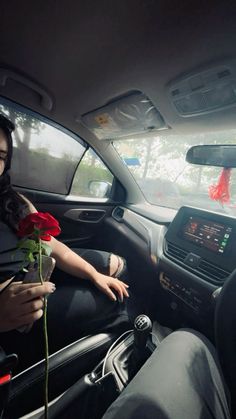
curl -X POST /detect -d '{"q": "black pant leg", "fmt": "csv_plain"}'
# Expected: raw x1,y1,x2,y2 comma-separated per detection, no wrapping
102,329,231,419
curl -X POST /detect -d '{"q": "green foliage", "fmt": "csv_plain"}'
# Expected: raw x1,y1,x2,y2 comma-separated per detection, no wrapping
18,238,52,265
0,104,43,134
71,162,113,196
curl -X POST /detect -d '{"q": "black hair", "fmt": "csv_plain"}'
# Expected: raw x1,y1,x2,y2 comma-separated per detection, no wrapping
0,114,28,230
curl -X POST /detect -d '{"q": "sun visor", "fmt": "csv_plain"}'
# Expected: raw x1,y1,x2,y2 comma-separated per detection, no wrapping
80,92,167,140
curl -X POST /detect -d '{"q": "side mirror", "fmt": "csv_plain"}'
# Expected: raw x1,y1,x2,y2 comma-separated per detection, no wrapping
88,180,112,198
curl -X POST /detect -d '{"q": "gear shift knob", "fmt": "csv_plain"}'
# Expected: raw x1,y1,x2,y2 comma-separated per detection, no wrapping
126,315,153,380
133,314,152,350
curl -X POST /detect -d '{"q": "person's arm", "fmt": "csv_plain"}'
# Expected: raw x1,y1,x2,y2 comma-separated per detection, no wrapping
19,193,36,213
21,196,129,302
50,237,129,301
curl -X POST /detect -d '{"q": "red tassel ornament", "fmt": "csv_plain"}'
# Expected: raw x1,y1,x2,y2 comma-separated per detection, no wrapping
208,168,231,204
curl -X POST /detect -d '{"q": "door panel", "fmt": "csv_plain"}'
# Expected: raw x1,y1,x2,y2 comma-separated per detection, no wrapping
18,187,116,250
18,188,160,315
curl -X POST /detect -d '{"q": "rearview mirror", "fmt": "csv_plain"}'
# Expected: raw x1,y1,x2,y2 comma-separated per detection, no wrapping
186,145,236,168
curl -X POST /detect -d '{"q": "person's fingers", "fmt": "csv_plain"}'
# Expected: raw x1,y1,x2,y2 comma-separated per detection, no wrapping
94,275,129,301
16,282,56,303
20,298,44,315
110,281,124,301
102,285,117,301
110,280,129,299
118,284,129,299
9,281,23,286
11,281,54,293
17,309,44,326
10,282,42,295
112,279,129,289
119,282,129,297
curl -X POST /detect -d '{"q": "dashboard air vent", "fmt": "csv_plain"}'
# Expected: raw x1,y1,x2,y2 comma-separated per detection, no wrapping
165,242,189,262
198,260,230,282
112,207,124,222
165,241,230,284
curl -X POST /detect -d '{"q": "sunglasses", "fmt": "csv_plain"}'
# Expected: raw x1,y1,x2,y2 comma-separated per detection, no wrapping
0,114,15,133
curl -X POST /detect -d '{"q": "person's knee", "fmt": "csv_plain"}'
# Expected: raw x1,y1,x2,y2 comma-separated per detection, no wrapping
161,329,217,368
171,329,214,351
109,254,127,278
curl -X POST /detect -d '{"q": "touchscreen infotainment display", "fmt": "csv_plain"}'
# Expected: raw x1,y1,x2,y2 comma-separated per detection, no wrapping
181,216,232,254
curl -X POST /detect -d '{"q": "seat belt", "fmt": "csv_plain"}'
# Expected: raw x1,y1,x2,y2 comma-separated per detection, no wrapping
0,347,18,418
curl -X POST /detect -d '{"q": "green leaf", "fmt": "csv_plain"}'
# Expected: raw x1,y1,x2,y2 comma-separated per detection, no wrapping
28,252,35,262
41,243,52,256
17,239,39,253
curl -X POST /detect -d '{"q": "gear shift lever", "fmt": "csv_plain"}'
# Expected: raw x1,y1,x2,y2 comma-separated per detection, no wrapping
133,314,152,351
98,314,155,391
129,314,152,377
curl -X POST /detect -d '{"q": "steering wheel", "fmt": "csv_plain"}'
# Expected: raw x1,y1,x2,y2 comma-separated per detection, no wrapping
215,268,236,413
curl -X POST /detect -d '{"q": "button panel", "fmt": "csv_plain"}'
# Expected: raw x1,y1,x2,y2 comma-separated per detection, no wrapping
184,252,201,268
160,273,203,312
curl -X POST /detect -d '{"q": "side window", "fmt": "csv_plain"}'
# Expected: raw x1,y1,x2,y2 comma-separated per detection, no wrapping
0,103,86,194
70,148,114,198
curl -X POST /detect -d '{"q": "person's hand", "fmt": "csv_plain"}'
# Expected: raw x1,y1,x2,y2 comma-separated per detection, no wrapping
91,273,129,301
0,281,56,332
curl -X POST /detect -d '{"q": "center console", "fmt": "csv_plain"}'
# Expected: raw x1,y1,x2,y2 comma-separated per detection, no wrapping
20,316,157,419
158,206,236,334
164,206,236,284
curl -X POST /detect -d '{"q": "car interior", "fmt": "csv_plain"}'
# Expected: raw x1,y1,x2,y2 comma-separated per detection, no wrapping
1,1,236,418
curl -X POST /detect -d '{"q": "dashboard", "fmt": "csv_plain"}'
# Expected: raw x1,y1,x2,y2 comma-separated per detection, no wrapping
159,206,236,333
111,205,236,339
164,206,236,280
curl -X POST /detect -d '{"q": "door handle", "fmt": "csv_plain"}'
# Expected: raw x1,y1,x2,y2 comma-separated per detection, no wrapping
64,209,106,223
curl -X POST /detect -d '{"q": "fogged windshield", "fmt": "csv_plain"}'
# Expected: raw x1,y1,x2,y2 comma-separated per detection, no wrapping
113,130,236,216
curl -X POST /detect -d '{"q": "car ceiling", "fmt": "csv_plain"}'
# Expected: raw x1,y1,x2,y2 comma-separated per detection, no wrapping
1,0,236,148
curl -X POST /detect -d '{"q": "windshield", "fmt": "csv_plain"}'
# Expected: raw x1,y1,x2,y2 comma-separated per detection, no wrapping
113,130,236,216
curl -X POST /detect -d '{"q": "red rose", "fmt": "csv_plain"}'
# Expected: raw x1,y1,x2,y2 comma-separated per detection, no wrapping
18,212,61,241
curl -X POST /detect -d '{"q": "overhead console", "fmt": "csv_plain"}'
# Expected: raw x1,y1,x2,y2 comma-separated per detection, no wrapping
164,206,236,285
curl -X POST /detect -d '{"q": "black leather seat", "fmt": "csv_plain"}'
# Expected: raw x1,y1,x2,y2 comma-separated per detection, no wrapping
3,332,117,418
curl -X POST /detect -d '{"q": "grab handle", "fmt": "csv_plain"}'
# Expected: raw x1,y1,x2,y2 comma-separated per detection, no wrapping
0,68,53,111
